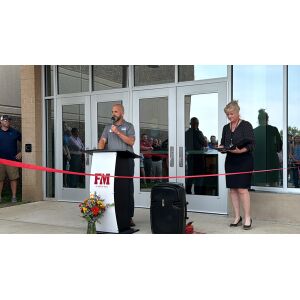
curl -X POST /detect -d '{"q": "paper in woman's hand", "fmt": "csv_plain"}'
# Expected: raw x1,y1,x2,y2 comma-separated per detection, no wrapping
214,146,234,153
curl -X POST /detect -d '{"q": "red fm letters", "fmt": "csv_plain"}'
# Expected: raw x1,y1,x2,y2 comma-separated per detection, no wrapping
94,173,110,185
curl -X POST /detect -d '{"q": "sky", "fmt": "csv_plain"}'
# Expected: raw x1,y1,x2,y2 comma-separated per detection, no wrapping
190,65,300,141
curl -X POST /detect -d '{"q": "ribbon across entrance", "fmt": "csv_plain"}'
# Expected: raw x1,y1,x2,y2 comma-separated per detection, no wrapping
0,158,295,180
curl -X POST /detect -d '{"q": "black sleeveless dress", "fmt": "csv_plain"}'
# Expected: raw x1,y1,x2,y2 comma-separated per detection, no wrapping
221,120,255,189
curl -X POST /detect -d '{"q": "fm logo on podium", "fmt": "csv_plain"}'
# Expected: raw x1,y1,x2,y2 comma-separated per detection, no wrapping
94,173,111,185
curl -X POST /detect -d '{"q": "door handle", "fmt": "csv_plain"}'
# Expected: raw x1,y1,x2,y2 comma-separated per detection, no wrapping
179,146,183,167
170,146,174,167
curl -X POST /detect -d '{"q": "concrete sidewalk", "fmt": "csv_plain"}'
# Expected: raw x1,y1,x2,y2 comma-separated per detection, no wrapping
0,200,300,234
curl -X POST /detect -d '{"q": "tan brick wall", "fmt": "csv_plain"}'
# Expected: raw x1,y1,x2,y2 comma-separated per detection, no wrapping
228,191,300,224
20,66,43,202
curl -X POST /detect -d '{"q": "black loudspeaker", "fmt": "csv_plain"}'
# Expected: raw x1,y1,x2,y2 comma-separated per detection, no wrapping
150,182,187,234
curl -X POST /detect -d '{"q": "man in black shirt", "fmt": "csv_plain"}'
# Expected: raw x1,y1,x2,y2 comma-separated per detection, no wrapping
185,117,207,194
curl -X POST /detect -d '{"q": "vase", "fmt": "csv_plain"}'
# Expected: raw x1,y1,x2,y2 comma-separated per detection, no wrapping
87,221,97,234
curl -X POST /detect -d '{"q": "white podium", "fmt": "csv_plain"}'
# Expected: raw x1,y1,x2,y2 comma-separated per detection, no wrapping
87,150,140,234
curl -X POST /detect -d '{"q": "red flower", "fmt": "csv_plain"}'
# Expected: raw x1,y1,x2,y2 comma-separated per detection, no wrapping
185,222,194,234
91,206,100,216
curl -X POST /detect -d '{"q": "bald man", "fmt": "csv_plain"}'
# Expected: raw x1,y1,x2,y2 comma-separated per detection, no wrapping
98,104,136,227
98,104,135,151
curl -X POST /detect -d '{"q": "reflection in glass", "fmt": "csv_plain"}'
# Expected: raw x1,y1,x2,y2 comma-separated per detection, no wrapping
97,101,122,143
288,66,300,188
45,99,55,197
134,65,175,86
184,94,219,196
179,65,227,82
92,66,128,91
62,104,85,189
58,65,89,94
44,65,54,97
233,65,283,187
139,97,168,191
253,109,283,187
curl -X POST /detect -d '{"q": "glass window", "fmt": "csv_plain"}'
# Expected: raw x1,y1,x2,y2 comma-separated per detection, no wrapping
58,65,89,94
179,65,227,82
45,99,55,197
288,66,300,189
134,65,175,86
44,65,54,97
184,94,219,196
62,104,85,189
92,66,128,91
139,97,168,191
233,65,283,188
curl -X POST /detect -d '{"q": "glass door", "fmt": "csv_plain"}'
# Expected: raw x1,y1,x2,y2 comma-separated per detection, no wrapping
132,88,176,207
91,92,130,150
177,82,228,213
56,96,91,201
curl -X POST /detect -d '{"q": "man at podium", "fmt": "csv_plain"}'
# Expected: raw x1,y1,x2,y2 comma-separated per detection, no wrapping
98,104,136,227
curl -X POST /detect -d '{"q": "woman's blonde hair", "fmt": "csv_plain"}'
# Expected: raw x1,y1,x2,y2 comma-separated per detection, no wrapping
224,100,240,114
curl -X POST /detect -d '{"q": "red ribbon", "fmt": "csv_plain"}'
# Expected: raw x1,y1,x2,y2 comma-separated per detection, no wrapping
0,158,295,180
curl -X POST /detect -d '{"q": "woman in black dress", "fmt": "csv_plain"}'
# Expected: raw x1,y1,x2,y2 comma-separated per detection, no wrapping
219,101,255,230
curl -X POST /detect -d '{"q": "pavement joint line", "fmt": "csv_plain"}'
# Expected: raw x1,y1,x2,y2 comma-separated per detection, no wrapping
0,218,85,230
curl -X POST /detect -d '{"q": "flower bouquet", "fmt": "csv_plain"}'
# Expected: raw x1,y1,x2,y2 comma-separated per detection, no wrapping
79,192,113,234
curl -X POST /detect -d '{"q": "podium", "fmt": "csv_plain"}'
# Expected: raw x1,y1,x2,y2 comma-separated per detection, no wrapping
85,149,140,234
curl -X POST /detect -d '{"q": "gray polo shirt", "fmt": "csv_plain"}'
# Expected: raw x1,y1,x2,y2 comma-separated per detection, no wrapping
101,120,135,152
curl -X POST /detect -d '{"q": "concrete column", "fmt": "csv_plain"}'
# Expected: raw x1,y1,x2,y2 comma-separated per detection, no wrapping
20,66,43,202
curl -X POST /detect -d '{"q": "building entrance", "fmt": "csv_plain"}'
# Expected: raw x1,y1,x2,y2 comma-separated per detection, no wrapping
56,93,129,202
133,82,228,213
55,83,227,213
56,96,91,201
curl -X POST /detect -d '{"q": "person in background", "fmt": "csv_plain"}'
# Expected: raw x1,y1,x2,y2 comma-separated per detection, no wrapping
98,104,136,227
288,134,295,186
253,109,282,187
218,101,255,230
140,153,147,186
149,137,154,147
63,126,71,187
290,135,300,188
67,127,85,188
185,117,207,195
0,115,22,203
208,135,218,149
161,138,169,178
151,138,163,182
140,133,153,183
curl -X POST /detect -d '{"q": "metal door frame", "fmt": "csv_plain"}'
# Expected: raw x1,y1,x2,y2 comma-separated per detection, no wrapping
177,82,228,213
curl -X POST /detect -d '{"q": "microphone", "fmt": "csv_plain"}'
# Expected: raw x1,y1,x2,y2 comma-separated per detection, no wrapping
111,116,116,124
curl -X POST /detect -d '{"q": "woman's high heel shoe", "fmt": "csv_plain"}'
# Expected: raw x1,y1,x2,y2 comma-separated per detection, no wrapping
230,216,242,227
243,218,252,230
